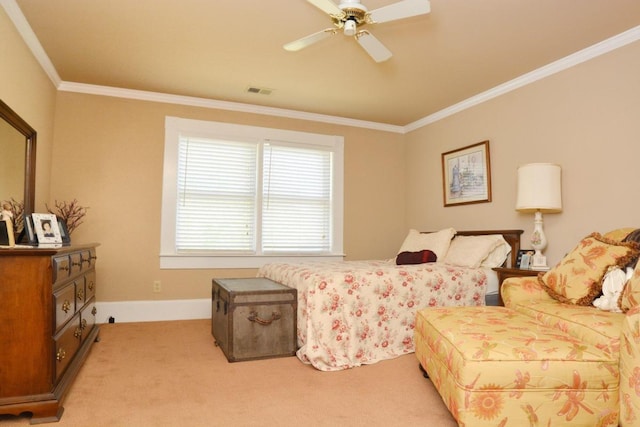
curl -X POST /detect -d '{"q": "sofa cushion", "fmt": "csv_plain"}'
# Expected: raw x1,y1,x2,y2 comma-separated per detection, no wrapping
620,262,640,312
502,276,554,307
540,232,639,305
508,299,624,357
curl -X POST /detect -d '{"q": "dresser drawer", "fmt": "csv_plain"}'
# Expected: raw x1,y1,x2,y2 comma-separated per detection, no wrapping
52,255,71,285
54,282,76,331
54,316,82,381
70,252,83,276
75,276,86,307
85,270,96,301
80,298,97,341
82,248,97,269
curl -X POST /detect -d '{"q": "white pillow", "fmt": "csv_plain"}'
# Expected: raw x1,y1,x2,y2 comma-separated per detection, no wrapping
443,235,506,268
397,228,456,260
480,236,512,268
593,267,631,312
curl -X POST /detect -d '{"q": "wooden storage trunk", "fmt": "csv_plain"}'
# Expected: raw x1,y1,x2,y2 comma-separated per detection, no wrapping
211,278,297,362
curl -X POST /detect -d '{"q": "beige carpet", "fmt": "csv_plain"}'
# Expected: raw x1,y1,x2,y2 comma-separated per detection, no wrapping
0,319,456,427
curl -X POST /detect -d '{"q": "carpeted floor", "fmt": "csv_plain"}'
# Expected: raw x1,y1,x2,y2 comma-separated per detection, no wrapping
0,319,456,427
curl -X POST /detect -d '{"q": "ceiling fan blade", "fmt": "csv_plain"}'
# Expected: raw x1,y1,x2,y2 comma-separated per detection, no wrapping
283,28,338,51
355,30,392,62
307,0,345,18
368,0,431,24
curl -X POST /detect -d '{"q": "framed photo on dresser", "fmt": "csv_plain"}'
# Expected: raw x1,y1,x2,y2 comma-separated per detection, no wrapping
31,213,63,244
516,249,534,269
22,214,37,245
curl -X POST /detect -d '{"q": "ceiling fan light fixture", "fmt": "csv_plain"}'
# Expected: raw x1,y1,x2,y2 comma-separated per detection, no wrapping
339,0,368,12
344,19,357,36
286,0,432,63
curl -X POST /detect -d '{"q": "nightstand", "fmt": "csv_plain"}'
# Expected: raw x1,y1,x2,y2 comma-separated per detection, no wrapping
492,267,541,306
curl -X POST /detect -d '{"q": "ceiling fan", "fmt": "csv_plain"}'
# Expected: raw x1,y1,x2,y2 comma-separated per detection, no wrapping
284,0,431,63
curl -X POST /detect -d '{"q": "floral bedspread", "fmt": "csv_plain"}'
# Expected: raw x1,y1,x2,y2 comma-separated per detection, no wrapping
257,260,488,371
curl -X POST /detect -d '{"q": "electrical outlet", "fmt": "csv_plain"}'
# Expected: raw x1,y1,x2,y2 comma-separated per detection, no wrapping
153,280,161,293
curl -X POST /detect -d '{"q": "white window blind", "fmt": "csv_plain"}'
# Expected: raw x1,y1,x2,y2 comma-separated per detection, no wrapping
176,137,257,253
262,142,332,253
161,116,344,268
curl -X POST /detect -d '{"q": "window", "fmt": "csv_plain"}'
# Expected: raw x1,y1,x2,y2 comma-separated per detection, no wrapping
160,117,344,268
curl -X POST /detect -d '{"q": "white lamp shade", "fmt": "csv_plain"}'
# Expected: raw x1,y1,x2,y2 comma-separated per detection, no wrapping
516,163,562,212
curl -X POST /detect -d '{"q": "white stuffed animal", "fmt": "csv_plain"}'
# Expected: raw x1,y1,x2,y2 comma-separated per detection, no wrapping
593,266,633,312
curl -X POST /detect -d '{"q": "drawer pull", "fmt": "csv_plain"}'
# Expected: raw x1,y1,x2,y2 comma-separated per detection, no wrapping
59,265,70,272
62,300,71,313
247,310,281,326
77,288,84,301
72,261,82,267
81,318,88,330
92,306,97,316
56,348,66,362
88,281,95,291
74,327,82,338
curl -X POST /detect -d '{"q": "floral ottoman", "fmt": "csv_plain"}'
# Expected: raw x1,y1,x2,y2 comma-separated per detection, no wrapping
415,306,619,426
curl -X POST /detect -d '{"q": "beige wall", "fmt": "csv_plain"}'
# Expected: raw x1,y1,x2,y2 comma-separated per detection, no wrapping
0,120,25,200
50,94,406,301
405,40,640,266
0,8,56,207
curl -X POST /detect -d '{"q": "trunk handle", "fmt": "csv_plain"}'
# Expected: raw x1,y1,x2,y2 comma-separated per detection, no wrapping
247,310,281,326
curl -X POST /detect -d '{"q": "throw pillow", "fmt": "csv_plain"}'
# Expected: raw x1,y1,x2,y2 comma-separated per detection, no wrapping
540,232,639,305
397,228,456,260
592,266,630,312
602,227,637,242
396,250,437,265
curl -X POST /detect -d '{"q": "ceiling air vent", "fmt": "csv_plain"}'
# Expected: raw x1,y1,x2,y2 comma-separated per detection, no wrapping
246,86,273,95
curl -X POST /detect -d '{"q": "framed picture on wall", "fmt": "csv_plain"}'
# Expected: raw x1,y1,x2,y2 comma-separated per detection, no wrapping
31,213,63,245
442,140,492,207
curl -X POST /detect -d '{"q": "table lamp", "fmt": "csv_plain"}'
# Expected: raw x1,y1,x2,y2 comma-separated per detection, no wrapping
516,163,562,270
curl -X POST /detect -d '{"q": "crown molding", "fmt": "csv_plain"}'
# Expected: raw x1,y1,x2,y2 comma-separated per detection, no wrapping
405,25,640,132
1,0,61,87
56,81,405,133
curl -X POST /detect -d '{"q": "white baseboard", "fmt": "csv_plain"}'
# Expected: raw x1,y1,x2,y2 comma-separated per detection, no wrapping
95,298,211,324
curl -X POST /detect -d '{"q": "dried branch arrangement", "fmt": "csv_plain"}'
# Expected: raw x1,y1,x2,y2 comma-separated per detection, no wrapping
47,199,89,235
2,198,24,235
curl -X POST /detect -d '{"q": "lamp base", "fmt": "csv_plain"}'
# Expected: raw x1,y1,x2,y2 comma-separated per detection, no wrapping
530,251,549,271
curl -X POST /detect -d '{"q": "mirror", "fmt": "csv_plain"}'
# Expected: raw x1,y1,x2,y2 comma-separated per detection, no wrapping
0,99,37,231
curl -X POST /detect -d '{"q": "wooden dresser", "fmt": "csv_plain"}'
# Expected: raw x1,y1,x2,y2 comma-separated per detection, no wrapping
0,244,100,423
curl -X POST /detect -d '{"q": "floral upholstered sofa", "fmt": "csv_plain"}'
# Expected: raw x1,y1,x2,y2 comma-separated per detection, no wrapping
415,228,640,426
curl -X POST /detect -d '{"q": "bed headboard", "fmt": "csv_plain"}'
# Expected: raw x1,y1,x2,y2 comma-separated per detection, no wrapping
455,229,524,268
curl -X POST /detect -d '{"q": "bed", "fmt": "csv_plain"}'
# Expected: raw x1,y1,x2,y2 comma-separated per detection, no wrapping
257,229,522,371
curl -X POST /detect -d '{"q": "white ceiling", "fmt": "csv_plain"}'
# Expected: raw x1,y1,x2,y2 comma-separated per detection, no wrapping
9,0,640,126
